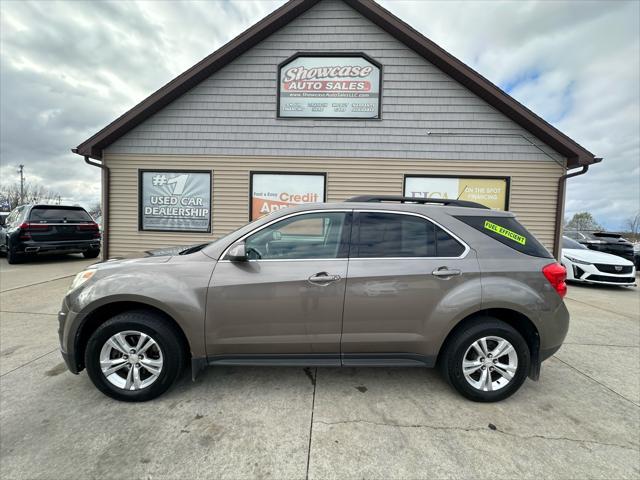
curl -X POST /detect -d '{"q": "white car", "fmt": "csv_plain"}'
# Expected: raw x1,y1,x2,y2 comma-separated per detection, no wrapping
562,236,636,286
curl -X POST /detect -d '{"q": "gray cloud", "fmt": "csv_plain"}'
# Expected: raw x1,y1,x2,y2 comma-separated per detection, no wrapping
1,0,638,229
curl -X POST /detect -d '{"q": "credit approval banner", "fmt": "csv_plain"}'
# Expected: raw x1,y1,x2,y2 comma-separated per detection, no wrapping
278,55,381,118
140,170,211,232
404,176,509,211
251,173,325,220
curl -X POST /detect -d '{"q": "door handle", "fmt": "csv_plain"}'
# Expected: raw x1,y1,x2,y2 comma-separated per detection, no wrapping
432,267,462,278
308,272,341,285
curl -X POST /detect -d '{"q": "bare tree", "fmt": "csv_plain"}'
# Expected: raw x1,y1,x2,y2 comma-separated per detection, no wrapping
565,212,602,231
0,181,61,211
624,211,640,241
87,201,102,220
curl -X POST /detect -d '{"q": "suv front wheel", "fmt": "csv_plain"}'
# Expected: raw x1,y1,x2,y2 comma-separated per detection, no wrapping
440,317,530,402
85,311,185,402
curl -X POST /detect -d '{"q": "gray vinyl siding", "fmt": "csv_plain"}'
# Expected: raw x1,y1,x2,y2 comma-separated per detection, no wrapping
105,0,566,165
103,154,562,258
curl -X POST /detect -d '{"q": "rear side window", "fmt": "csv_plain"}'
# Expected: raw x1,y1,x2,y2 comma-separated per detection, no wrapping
455,215,552,258
355,212,465,258
29,207,92,223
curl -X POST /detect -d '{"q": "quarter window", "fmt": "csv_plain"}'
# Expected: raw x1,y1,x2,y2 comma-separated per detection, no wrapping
354,212,464,258
244,212,349,260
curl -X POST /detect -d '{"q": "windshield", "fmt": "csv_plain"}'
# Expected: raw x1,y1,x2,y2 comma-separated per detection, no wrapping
563,236,586,250
181,217,266,255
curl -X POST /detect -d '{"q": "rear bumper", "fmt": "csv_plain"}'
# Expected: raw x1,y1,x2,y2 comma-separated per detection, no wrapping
539,300,570,363
20,240,100,254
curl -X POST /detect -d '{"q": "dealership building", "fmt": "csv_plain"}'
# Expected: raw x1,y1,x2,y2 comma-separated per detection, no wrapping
73,0,600,259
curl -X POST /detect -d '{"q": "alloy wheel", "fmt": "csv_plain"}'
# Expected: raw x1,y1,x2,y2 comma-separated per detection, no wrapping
99,330,164,391
462,336,518,392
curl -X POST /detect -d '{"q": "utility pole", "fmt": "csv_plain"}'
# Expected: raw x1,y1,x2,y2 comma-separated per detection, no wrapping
17,164,24,204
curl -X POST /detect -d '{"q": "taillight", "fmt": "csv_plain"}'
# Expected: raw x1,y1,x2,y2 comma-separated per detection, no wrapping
18,222,50,239
77,222,99,231
77,222,100,238
542,263,567,298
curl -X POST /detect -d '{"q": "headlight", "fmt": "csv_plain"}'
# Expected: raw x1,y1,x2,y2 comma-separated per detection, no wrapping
69,269,96,291
564,255,591,265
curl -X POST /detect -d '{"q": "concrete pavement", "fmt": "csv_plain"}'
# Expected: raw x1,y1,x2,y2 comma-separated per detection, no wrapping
0,256,638,479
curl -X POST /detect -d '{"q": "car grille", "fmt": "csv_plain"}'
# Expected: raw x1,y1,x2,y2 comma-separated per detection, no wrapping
594,264,633,274
587,275,635,284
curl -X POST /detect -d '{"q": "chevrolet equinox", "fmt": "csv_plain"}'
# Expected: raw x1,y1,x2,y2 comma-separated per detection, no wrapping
59,196,569,402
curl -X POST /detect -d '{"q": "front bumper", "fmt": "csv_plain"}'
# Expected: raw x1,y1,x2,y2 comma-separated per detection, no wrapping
58,298,81,374
567,262,636,286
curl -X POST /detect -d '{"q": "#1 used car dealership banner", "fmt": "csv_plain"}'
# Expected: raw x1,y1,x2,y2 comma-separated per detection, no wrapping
404,176,509,211
278,55,381,118
140,170,211,232
251,173,325,220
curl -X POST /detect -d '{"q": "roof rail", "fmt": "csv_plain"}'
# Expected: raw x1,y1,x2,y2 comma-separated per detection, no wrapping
345,195,489,209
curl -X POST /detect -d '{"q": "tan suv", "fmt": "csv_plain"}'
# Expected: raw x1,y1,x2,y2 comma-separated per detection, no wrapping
58,196,569,402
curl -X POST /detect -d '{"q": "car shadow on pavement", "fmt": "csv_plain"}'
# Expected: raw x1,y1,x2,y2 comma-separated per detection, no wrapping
3,253,90,265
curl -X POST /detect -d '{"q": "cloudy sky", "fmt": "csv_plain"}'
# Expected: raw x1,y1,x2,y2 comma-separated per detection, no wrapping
1,0,638,229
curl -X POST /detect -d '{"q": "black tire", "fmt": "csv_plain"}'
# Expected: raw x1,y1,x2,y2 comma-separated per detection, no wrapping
84,310,185,402
6,240,24,264
83,249,100,259
439,317,530,402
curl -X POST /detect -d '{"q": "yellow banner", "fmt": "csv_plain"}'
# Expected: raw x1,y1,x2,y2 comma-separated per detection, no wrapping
484,220,526,245
457,178,507,210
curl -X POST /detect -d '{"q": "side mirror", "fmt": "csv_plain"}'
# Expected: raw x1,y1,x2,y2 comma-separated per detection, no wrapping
227,242,247,262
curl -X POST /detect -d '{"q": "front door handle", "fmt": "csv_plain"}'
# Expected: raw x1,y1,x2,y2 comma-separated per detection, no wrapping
432,267,462,278
308,272,341,285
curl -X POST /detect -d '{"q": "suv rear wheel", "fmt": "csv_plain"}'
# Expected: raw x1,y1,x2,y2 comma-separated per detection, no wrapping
83,249,100,259
439,317,530,402
84,311,185,402
6,239,24,264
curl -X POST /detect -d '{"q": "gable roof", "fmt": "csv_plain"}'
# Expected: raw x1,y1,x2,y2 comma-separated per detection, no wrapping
73,0,598,167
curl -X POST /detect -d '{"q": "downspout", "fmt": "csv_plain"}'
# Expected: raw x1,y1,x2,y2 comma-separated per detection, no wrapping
72,149,110,260
553,157,602,259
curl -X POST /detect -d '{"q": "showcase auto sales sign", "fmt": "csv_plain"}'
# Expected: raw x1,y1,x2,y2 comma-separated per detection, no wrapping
278,56,381,118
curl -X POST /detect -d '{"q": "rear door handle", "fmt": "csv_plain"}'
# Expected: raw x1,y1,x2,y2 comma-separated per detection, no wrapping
308,272,341,285
432,268,462,277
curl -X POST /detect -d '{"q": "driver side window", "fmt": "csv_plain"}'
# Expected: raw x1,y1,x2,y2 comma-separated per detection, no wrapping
245,212,350,260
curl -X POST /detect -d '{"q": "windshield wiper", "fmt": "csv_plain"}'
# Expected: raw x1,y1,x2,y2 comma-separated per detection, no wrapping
179,243,209,255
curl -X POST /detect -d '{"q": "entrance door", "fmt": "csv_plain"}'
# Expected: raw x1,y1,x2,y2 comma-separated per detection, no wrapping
206,210,352,361
341,211,480,365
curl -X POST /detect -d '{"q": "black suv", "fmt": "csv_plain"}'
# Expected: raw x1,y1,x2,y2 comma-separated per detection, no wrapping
0,204,101,264
564,230,634,262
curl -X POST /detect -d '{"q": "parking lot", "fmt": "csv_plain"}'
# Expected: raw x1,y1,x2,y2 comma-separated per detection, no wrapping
0,256,638,479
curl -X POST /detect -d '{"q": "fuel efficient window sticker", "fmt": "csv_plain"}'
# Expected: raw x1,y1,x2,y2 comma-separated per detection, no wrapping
484,220,527,245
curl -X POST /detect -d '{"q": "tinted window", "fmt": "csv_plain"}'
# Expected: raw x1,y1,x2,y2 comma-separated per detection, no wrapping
436,226,465,257
455,215,552,258
29,207,92,223
562,236,586,250
356,212,435,258
245,212,349,260
355,212,464,258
